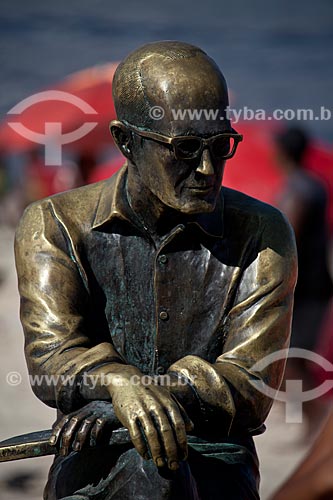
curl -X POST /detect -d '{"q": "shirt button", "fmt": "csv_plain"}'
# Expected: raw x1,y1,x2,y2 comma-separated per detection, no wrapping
158,254,168,264
159,310,169,321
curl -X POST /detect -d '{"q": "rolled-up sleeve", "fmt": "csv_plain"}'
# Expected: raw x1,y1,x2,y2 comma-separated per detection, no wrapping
15,201,124,413
168,210,297,435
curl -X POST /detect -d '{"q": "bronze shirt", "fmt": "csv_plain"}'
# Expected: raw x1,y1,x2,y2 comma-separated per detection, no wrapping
15,165,297,437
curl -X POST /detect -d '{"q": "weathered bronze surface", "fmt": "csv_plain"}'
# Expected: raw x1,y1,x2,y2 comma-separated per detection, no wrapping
13,41,297,499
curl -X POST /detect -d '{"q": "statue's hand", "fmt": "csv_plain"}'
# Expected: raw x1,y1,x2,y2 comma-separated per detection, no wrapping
49,401,117,456
108,373,194,471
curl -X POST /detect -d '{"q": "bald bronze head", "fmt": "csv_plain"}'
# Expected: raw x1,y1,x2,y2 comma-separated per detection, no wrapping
110,41,242,219
112,41,230,135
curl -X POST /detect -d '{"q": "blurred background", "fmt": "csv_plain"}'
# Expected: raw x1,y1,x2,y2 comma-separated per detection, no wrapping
0,0,332,498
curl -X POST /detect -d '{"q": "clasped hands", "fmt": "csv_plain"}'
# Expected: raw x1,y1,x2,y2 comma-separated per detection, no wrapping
50,365,193,471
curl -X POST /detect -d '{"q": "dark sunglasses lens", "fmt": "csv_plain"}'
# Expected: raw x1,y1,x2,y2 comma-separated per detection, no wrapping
175,138,202,158
211,136,232,158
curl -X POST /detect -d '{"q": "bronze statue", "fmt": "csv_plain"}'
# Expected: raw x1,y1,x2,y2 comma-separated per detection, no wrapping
13,41,297,499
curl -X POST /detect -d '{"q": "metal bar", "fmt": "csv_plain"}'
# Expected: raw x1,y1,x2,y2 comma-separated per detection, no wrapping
0,428,130,463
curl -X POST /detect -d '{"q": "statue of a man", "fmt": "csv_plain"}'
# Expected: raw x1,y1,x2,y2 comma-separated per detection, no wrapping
15,41,297,499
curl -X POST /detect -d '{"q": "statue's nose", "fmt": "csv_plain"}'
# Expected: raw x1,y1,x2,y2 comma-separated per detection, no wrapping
196,148,215,176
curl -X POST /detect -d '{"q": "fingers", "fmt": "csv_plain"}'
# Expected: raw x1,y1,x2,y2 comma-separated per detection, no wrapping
49,402,116,457
58,415,83,456
154,392,191,466
49,415,71,447
141,413,169,468
152,410,180,470
127,415,165,467
90,418,112,447
52,415,112,455
129,406,187,471
50,411,94,456
72,417,95,452
127,418,150,461
112,383,192,470
166,405,188,463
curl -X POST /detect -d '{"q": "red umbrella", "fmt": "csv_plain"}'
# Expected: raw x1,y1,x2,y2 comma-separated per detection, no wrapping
224,121,284,205
0,63,118,156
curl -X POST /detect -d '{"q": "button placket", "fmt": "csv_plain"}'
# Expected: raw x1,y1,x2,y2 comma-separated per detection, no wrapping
153,225,185,373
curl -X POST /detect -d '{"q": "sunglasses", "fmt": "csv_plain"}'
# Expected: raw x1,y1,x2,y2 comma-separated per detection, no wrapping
110,120,243,160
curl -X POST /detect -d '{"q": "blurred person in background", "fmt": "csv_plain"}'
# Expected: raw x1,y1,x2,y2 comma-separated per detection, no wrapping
0,149,81,227
275,126,333,433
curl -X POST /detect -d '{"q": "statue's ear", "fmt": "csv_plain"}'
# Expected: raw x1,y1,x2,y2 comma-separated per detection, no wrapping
110,121,133,160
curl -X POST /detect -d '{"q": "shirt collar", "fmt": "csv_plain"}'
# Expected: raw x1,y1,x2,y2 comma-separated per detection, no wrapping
92,164,224,239
92,164,133,230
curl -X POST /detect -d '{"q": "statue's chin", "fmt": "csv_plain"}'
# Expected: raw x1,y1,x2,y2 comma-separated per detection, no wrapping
168,198,217,215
